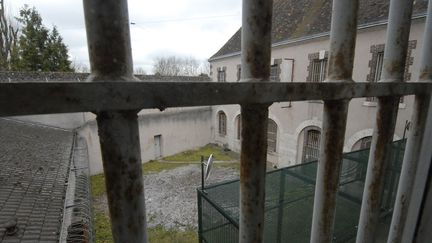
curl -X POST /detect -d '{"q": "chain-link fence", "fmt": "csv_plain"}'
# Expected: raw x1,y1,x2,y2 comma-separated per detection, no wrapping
198,140,405,243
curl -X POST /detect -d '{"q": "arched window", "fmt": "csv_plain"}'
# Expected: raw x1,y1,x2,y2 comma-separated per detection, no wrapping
302,128,321,163
235,115,242,140
352,136,372,151
218,111,227,136
267,119,277,152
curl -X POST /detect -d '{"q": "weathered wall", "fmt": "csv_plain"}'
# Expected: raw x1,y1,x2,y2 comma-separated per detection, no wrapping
79,107,213,175
210,20,425,167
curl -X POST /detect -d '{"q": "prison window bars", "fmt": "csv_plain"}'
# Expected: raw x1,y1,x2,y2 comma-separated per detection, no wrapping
0,0,432,242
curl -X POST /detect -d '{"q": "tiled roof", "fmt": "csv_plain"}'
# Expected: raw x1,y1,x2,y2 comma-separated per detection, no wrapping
210,0,428,60
0,119,73,243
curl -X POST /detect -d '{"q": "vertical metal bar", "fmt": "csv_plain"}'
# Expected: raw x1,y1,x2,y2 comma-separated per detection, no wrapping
355,0,414,242
239,0,273,242
388,0,432,241
83,1,147,242
404,1,432,241
310,0,358,242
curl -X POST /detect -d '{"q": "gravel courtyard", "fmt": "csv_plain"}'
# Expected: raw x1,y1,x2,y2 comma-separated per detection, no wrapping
94,163,239,231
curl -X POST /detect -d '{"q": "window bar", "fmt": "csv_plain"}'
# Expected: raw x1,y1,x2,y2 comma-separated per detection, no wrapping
355,0,414,242
239,0,272,242
83,0,148,242
388,0,432,241
310,0,358,242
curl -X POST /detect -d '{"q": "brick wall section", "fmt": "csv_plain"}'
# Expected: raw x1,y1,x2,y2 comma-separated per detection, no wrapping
0,119,73,242
0,71,210,82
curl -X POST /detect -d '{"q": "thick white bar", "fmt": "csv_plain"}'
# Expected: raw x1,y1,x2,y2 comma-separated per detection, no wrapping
310,0,358,242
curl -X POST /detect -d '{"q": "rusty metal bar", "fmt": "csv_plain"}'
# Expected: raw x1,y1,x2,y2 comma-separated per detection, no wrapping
310,0,358,242
388,0,432,241
1,82,432,117
83,0,147,242
404,1,432,241
239,0,272,242
356,0,414,242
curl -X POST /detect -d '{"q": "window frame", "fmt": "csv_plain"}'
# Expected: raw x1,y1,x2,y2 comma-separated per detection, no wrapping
307,52,328,82
217,67,226,82
267,119,277,153
218,111,227,136
302,128,321,163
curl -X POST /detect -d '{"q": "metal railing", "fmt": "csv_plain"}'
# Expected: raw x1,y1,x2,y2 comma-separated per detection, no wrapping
0,0,431,242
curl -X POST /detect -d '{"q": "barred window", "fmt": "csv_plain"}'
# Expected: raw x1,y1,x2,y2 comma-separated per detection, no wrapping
270,64,279,81
302,129,321,163
267,119,277,153
367,51,384,102
217,67,226,82
360,136,372,149
218,111,227,136
236,64,241,81
367,41,417,103
310,59,328,82
236,115,242,140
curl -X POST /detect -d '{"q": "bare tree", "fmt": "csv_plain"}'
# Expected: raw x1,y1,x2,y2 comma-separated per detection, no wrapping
71,61,90,73
0,0,19,70
134,67,146,75
152,55,200,76
182,56,199,76
199,60,210,75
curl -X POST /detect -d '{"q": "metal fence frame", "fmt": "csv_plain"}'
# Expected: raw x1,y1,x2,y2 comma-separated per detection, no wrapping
0,0,432,242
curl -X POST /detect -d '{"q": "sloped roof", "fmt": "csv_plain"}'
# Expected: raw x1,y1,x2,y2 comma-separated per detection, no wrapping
210,0,428,60
0,119,73,242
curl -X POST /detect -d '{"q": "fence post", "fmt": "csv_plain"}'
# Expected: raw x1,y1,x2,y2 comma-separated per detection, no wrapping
83,0,147,242
310,0,358,242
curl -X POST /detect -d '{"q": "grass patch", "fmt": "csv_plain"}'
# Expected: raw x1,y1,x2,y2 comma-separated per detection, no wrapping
94,211,113,243
214,162,240,170
91,174,107,198
91,161,192,198
93,211,197,243
163,144,238,162
149,226,198,243
142,160,193,174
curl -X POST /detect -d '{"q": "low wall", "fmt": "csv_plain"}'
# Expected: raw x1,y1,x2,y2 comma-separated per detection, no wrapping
9,113,87,130
79,107,213,175
0,71,210,82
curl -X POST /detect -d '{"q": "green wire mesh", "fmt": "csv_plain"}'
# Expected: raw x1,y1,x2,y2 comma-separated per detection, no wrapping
198,140,405,243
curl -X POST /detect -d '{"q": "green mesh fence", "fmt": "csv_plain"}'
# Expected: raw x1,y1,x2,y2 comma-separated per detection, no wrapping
197,140,406,243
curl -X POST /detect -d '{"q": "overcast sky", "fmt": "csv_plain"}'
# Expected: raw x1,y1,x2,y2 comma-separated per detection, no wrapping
6,0,242,73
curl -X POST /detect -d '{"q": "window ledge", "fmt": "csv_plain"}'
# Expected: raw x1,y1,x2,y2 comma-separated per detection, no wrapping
308,100,323,104
362,101,407,109
362,101,377,107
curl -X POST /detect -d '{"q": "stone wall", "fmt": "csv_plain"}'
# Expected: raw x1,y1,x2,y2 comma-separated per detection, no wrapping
0,71,211,82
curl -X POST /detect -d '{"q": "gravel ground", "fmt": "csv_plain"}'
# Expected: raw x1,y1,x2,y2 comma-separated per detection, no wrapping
96,164,239,230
